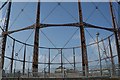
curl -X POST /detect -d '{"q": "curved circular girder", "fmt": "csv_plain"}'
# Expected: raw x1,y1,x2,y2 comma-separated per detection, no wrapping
4,54,117,64
6,33,113,49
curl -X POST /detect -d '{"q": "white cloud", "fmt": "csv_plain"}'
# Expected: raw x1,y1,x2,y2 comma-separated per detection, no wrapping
88,36,118,64
39,54,48,63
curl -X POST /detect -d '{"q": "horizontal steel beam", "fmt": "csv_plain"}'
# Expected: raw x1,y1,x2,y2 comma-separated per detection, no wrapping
84,22,115,32
2,24,35,35
4,55,117,64
2,22,115,35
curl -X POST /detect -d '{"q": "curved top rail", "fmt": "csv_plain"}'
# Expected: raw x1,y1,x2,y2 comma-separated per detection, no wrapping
7,33,114,49
4,54,117,64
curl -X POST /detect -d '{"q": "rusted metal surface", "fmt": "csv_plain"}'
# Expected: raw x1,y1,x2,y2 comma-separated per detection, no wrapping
48,48,50,75
73,48,76,71
32,0,40,74
60,49,63,73
78,0,88,76
108,37,115,76
1,0,12,69
23,44,26,75
3,22,115,35
10,39,15,73
109,2,120,66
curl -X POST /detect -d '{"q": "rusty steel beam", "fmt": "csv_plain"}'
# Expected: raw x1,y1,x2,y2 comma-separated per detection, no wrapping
23,44,26,75
73,48,76,71
84,22,115,32
32,0,40,74
48,48,50,75
3,22,115,35
2,24,35,34
108,37,115,76
41,23,79,28
109,2,120,67
60,49,63,73
1,0,12,69
78,0,88,76
118,28,120,40
10,39,15,73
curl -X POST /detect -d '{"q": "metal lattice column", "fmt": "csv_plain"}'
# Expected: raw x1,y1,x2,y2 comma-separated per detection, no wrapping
109,2,120,67
10,39,15,73
32,0,40,74
78,0,88,76
1,1,12,69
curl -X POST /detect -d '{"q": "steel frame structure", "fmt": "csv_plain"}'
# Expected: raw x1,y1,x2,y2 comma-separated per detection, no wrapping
1,0,120,77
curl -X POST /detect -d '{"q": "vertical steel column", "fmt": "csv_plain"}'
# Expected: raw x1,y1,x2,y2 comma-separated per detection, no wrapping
23,44,26,75
61,49,63,73
44,54,46,78
109,2,120,67
10,39,15,73
78,0,88,76
108,37,115,76
48,48,50,75
73,48,76,71
28,56,30,77
32,0,40,74
118,0,120,40
1,0,12,69
14,53,17,76
96,32,102,76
